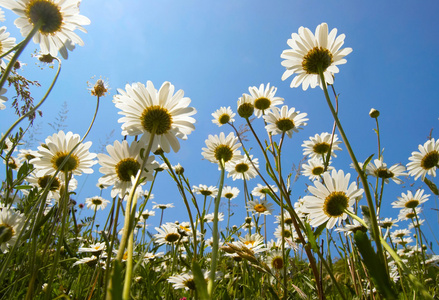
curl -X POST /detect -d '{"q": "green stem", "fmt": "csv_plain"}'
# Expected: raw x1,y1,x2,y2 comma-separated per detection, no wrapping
318,68,385,265
0,56,61,151
45,171,70,299
0,20,42,90
122,191,138,300
116,131,155,261
207,159,226,298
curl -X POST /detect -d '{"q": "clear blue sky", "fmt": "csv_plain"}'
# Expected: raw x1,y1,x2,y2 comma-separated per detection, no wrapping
2,0,439,244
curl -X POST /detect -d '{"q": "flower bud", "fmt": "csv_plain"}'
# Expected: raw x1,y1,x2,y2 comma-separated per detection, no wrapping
369,108,380,118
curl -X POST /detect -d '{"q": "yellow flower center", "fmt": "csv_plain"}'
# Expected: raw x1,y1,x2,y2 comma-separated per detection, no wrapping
421,151,439,170
224,192,234,199
302,47,334,74
184,279,196,290
214,145,233,162
25,0,63,35
312,142,330,155
218,114,230,124
91,198,103,206
312,166,324,176
282,229,292,238
275,118,295,132
254,204,267,213
237,102,254,119
37,175,61,191
165,233,180,243
200,190,213,196
375,167,394,179
235,163,249,173
404,200,419,209
254,97,271,111
51,152,79,172
115,158,140,182
91,79,108,97
140,105,172,135
323,191,349,218
0,224,14,244
271,256,284,270
404,211,416,219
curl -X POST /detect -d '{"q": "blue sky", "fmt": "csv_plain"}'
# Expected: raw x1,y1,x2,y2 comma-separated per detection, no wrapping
2,1,439,245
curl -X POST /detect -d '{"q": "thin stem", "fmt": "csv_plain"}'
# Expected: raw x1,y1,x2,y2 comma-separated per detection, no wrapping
207,159,226,299
0,56,62,150
122,191,138,300
0,20,42,91
116,131,155,261
45,171,70,299
318,68,385,265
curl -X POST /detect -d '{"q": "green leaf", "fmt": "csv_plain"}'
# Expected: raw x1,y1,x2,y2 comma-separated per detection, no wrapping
305,222,325,253
353,231,397,299
192,260,208,300
423,177,439,195
362,154,374,172
360,205,373,231
14,185,32,190
108,260,124,300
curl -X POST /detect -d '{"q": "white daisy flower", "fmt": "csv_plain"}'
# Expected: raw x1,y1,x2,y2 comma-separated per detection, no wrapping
273,224,299,246
30,131,97,177
302,132,342,159
221,186,240,200
168,270,213,291
366,158,407,184
408,219,424,230
236,93,254,119
24,171,77,201
143,251,164,261
0,26,15,68
303,169,364,229
0,0,91,59
192,184,218,197
16,149,38,164
201,212,224,223
212,106,235,127
266,250,285,272
97,139,158,198
201,132,242,167
274,211,294,225
0,8,4,22
263,105,308,138
251,183,278,199
397,207,421,221
390,229,411,239
0,208,25,252
72,255,98,267
379,217,399,229
152,202,174,210
246,83,284,118
335,219,366,235
407,138,439,180
281,22,353,90
391,189,429,210
236,233,267,254
225,154,259,181
247,199,274,216
115,81,196,153
140,209,155,220
302,158,333,181
85,196,110,211
154,223,181,245
77,242,106,254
